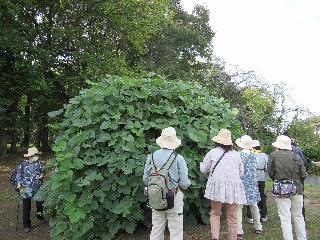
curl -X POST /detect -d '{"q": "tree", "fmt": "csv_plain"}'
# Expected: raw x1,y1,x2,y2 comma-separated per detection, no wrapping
2,0,203,159
135,2,215,80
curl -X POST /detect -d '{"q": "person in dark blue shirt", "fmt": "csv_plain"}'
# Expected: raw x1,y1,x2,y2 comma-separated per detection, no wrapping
16,147,47,233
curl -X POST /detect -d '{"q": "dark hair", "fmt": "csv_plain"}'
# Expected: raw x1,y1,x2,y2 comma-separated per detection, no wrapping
253,146,261,150
216,143,233,152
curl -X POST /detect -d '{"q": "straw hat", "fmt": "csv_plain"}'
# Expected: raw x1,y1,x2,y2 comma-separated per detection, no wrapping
156,127,181,150
272,135,292,150
24,147,42,158
236,135,253,150
211,129,233,146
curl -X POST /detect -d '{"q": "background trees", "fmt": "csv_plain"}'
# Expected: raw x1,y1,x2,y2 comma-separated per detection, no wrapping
1,0,317,161
1,0,214,160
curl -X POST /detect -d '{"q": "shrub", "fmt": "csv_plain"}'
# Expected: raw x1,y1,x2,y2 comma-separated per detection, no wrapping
303,144,320,175
39,75,241,239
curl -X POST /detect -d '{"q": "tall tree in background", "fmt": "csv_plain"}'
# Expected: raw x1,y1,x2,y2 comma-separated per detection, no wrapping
2,0,214,159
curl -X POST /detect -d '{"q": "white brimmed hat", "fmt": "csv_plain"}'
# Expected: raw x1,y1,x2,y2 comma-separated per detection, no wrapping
236,135,253,150
251,140,260,148
156,127,181,150
272,135,292,150
24,147,42,158
211,129,233,146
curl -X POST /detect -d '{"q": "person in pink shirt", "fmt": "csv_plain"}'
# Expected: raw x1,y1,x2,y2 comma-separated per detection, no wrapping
200,129,246,240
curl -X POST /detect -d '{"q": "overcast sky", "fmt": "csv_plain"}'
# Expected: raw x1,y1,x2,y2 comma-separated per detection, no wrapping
181,0,320,116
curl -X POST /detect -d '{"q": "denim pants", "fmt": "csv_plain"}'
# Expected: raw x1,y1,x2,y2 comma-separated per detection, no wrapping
210,201,238,240
22,198,44,228
150,191,184,240
275,194,307,240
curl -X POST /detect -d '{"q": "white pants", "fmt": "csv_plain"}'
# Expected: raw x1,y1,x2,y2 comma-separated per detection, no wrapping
237,203,262,234
150,191,184,240
275,194,307,240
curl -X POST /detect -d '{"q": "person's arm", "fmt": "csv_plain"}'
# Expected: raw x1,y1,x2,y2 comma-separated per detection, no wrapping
16,162,24,188
200,151,212,174
38,160,46,179
143,154,152,185
238,153,244,177
300,161,308,182
267,154,275,181
177,157,191,190
264,154,269,172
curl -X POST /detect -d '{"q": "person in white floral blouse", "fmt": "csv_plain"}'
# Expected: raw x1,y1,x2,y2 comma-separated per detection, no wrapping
235,135,262,240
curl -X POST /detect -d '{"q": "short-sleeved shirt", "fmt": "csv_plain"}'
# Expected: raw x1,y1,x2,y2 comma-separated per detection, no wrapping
254,151,269,181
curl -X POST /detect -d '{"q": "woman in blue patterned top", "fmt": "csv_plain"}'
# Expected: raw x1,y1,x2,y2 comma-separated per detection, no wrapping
16,147,47,233
235,135,262,240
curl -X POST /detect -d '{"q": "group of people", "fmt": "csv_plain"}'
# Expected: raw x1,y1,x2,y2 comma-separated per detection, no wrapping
16,126,309,239
143,127,308,240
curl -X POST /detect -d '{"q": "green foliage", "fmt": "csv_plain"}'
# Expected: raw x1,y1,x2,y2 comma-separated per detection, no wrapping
39,75,241,239
302,144,320,175
287,116,320,148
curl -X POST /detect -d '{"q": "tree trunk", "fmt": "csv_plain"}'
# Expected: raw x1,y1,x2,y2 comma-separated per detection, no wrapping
9,130,18,153
22,94,32,147
0,120,8,161
41,115,51,152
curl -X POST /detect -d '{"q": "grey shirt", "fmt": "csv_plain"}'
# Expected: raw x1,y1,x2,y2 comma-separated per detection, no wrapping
143,149,191,190
254,151,269,181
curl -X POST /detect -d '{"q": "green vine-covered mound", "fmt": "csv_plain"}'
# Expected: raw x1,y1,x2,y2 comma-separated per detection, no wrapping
40,75,241,239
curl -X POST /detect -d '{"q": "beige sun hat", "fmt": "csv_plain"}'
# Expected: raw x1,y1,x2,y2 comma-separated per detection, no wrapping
24,147,42,158
272,135,292,150
251,140,260,148
156,127,181,150
211,129,233,146
236,135,253,150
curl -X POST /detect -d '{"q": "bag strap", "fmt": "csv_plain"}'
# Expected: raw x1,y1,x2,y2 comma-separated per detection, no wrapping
151,151,177,171
211,151,226,174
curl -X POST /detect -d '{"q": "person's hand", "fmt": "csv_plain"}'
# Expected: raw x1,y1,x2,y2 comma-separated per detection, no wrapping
39,174,44,179
315,162,320,167
17,183,21,189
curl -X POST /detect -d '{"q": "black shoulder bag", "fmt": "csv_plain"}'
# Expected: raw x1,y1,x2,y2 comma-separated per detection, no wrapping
272,153,297,198
210,151,226,175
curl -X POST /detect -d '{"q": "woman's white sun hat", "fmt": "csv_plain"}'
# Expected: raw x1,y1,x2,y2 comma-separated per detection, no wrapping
272,135,292,150
24,147,42,158
211,129,233,146
251,140,261,148
156,127,181,150
236,135,254,150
